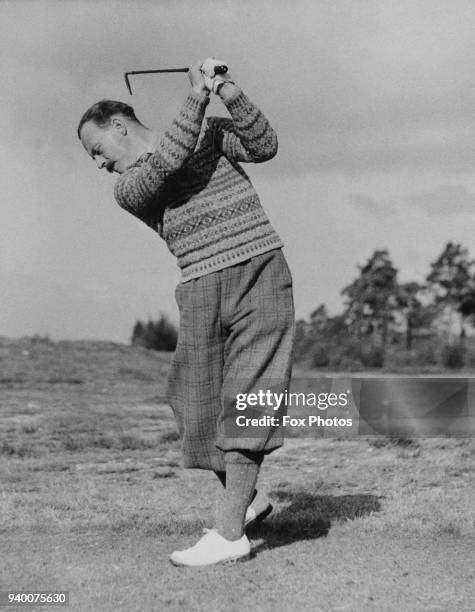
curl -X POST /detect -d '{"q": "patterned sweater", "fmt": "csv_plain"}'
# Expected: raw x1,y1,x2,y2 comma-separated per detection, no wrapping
114,88,283,281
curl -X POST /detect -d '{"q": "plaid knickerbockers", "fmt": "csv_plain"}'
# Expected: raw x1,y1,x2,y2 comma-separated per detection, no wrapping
166,248,295,471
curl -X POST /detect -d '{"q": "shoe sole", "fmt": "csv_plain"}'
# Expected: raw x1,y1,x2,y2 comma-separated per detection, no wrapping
245,503,273,527
170,552,251,567
222,553,252,566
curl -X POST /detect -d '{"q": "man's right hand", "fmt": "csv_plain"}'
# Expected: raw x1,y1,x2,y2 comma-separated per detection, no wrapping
188,60,209,96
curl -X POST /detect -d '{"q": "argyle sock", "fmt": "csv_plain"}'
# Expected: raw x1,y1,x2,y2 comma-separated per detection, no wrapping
216,450,263,541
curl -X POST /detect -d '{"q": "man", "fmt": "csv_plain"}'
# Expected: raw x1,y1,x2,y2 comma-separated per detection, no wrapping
78,59,294,566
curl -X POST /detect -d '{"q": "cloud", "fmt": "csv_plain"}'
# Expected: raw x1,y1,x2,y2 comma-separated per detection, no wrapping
407,184,475,215
351,195,394,217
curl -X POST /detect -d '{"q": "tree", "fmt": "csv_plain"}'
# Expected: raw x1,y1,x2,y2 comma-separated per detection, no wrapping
131,321,145,347
130,314,178,351
293,305,350,365
460,285,475,327
395,281,426,350
151,314,178,351
293,319,313,360
342,250,399,352
426,242,475,340
309,304,329,332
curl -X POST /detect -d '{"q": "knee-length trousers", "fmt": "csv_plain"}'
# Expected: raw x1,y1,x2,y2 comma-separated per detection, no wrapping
166,248,295,471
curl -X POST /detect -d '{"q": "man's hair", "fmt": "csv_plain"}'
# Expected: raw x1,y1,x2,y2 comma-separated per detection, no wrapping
77,100,141,138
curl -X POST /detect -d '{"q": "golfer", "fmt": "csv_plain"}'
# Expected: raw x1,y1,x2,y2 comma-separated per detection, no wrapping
78,58,295,566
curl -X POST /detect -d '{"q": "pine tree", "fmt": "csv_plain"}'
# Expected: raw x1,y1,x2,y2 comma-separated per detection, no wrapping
426,242,475,341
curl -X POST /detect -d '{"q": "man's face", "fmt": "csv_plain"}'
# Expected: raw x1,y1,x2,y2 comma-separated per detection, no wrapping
80,118,133,174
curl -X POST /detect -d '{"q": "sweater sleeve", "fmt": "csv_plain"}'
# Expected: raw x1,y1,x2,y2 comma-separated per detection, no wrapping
114,92,210,216
211,89,278,163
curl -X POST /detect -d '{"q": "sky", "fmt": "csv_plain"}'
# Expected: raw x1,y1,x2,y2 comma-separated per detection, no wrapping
2,0,475,342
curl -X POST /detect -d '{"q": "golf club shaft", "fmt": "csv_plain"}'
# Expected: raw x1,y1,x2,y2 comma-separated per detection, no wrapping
128,68,189,75
124,69,188,95
124,65,228,94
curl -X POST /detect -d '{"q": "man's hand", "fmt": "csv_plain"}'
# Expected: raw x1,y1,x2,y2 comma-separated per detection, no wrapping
200,58,235,94
188,60,209,96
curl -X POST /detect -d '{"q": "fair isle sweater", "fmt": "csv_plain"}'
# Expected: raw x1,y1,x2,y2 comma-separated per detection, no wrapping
114,88,283,281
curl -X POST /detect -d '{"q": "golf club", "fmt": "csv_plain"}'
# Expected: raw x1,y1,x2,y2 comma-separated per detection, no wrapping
124,65,228,95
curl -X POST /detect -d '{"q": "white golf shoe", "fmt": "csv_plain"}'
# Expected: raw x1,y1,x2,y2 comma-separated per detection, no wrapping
170,529,251,567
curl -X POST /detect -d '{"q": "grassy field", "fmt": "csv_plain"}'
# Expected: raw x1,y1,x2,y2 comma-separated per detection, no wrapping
0,337,474,611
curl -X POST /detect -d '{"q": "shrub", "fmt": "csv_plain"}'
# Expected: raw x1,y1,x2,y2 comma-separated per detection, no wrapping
415,343,438,366
327,339,363,370
333,357,364,372
386,345,437,369
160,430,180,443
385,349,416,369
30,334,52,345
360,343,385,368
441,343,465,369
131,314,178,351
467,345,475,368
311,345,330,368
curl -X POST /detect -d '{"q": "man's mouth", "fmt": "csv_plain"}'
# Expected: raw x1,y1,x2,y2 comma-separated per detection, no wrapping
106,162,115,173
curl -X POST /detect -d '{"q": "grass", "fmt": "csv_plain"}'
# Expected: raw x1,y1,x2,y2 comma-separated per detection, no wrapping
0,337,474,611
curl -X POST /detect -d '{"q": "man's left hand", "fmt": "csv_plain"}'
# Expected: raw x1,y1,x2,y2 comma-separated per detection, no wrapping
188,60,210,96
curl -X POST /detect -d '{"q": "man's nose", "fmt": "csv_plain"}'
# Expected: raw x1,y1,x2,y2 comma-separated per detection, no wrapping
95,156,106,169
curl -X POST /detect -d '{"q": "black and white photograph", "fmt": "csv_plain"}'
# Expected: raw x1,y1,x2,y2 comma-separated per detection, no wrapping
1,1,474,610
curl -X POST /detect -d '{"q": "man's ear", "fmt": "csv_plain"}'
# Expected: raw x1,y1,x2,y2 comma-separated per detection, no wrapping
110,116,127,135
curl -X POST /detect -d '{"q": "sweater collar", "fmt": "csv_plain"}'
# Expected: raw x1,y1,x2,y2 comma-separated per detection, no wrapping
132,132,160,166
